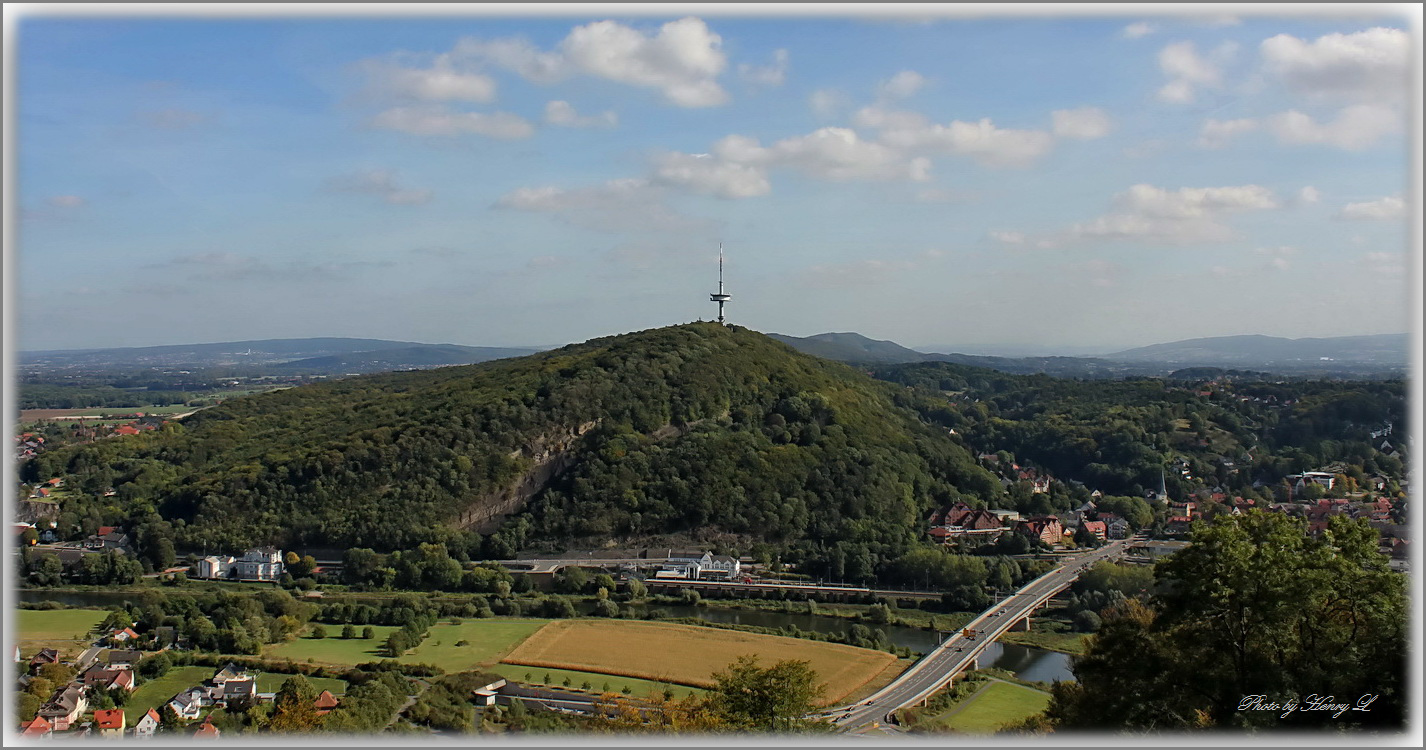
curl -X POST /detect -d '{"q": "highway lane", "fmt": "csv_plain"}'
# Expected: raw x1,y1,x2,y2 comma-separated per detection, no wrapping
826,538,1134,731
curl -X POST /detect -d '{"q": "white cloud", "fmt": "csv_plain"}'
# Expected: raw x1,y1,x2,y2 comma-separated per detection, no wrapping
1264,104,1401,150
1337,195,1405,221
858,107,1055,167
360,58,497,103
739,49,788,88
714,127,933,183
990,230,1026,245
544,100,618,128
1051,107,1113,140
457,17,729,107
1063,183,1279,244
1121,22,1157,39
1297,186,1321,204
47,195,86,208
808,88,850,118
369,106,534,139
877,70,926,99
1197,117,1259,148
1260,27,1410,102
650,151,770,198
1157,41,1232,103
325,170,433,205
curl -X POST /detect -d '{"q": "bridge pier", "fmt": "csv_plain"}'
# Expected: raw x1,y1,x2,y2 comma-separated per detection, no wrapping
1011,616,1032,632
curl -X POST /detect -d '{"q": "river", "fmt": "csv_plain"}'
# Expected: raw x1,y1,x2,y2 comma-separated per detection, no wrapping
20,589,1075,683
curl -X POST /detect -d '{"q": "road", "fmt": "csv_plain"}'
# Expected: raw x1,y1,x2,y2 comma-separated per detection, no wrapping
824,538,1133,732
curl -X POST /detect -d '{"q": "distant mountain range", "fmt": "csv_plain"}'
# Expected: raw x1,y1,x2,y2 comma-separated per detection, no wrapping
22,331,1409,378
1104,333,1410,365
20,337,543,373
769,332,1408,378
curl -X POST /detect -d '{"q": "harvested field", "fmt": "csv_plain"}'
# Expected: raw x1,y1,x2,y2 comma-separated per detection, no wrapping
500,619,899,706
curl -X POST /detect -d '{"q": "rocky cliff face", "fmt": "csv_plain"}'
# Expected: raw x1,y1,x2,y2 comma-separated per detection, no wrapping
456,420,599,533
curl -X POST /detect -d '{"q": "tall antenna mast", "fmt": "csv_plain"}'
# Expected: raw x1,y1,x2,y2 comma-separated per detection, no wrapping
709,243,731,324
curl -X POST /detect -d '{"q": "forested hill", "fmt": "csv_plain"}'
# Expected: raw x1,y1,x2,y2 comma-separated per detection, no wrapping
27,324,1002,571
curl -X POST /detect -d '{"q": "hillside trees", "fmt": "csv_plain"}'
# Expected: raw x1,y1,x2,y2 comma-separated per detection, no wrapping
1044,512,1407,730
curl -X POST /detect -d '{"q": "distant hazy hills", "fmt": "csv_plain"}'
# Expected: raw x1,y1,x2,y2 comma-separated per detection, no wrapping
770,331,1408,377
22,331,1409,377
1105,333,1409,365
21,337,543,372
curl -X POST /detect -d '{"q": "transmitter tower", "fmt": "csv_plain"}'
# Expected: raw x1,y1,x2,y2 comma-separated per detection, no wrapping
710,245,731,324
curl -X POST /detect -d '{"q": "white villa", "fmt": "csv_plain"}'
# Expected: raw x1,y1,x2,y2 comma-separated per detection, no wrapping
196,547,284,581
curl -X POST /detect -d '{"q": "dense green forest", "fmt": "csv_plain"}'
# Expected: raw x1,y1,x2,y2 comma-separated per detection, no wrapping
20,324,1406,586
870,362,1407,501
23,324,999,576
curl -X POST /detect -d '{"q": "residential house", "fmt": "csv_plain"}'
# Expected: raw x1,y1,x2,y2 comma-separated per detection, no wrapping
94,708,126,738
109,627,139,644
100,649,143,670
196,555,235,580
82,666,136,693
1081,520,1107,541
132,708,161,739
21,715,53,739
1287,472,1336,491
314,690,341,716
1015,516,1064,546
167,688,205,720
193,717,221,739
38,685,89,730
1165,516,1193,535
29,648,60,672
1105,517,1131,540
236,547,284,580
197,547,284,581
987,509,1021,524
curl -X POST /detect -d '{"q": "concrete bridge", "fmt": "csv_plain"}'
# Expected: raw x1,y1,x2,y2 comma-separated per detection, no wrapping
823,538,1134,732
644,578,944,602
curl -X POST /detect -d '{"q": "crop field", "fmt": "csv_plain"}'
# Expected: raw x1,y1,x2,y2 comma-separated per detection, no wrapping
397,619,547,671
500,619,899,706
939,680,1051,733
124,666,212,725
16,608,106,657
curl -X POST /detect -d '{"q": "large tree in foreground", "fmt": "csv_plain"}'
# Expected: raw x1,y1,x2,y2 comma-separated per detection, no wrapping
1045,511,1407,731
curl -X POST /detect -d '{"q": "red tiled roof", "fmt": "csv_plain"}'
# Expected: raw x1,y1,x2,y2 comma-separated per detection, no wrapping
22,716,52,736
314,690,340,710
95,709,125,730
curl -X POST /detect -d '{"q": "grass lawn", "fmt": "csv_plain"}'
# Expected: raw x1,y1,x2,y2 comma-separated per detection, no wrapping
941,680,1051,733
998,630,1088,655
264,619,548,670
16,609,106,659
485,664,704,700
501,619,898,706
254,672,347,695
124,666,212,725
398,619,548,671
264,626,400,665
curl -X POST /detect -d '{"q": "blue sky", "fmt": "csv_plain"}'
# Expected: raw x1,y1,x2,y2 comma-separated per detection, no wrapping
11,8,1419,353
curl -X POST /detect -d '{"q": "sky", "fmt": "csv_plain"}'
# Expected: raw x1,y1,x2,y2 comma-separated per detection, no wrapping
9,6,1421,354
